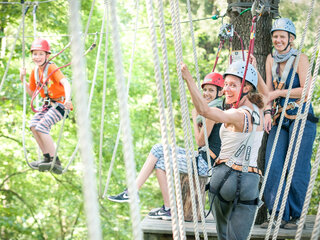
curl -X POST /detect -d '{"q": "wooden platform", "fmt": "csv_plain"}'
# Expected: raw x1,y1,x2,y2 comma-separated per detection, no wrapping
142,215,318,239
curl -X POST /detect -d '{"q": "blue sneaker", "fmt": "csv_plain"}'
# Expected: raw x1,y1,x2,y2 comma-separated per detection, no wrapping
148,205,171,221
108,189,130,203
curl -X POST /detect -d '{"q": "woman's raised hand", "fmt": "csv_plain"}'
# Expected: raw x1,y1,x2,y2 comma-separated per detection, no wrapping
180,62,193,81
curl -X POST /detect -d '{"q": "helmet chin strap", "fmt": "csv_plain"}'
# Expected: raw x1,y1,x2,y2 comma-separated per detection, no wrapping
279,32,291,53
232,91,248,108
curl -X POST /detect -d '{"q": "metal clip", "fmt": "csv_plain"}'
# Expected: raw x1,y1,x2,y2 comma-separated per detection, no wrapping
225,159,234,168
219,24,234,40
288,101,299,110
43,98,50,106
251,0,267,21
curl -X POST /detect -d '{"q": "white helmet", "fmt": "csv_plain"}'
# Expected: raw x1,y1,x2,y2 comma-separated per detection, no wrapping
223,61,258,89
271,18,296,38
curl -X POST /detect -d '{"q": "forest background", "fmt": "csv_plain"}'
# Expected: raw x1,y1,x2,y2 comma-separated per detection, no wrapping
0,0,319,239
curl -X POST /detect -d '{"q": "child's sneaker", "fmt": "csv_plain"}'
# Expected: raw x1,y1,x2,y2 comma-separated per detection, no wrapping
30,153,51,169
148,205,171,221
38,156,63,175
108,189,130,203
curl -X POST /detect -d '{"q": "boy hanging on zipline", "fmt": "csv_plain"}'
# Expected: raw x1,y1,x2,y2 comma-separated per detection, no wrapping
20,38,72,174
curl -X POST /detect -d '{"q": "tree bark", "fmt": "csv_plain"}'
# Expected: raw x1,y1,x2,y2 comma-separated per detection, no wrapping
226,0,279,224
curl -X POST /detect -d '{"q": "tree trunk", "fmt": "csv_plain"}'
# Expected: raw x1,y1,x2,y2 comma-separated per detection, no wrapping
226,0,279,224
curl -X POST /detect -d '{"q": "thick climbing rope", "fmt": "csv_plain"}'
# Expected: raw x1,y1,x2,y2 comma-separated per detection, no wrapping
32,3,38,38
294,24,320,240
185,0,208,238
155,0,187,238
99,1,110,197
0,6,27,94
311,204,320,240
109,0,142,239
32,2,42,161
83,0,96,41
67,37,105,172
185,0,211,170
173,1,206,236
102,0,140,199
68,0,102,239
271,24,319,240
145,1,180,238
169,0,201,238
262,1,316,239
21,3,37,169
296,141,320,239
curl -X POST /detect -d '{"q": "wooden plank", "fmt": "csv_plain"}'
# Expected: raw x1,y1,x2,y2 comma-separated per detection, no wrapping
141,215,319,239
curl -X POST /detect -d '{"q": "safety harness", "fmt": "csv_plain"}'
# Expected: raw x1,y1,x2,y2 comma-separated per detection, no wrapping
271,54,318,124
206,104,262,217
34,62,66,116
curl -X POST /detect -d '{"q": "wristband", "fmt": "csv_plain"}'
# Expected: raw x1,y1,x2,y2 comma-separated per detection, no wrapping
264,109,272,115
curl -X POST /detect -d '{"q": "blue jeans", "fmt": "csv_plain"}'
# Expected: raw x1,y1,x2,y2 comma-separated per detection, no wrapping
209,164,260,240
264,119,316,221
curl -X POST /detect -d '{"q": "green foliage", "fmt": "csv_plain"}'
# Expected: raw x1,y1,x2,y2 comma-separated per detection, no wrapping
0,0,319,239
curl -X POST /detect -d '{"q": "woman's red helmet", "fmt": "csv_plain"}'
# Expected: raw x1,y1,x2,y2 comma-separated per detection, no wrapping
201,72,224,89
30,39,51,54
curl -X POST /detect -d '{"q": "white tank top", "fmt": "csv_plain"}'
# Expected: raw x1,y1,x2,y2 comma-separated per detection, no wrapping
219,114,264,168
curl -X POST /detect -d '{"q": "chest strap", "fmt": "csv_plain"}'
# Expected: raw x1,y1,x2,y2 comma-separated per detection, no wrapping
35,63,50,98
272,55,296,90
225,104,260,173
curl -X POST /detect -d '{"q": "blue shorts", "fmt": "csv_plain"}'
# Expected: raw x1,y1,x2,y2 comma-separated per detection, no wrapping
29,103,64,134
151,143,208,176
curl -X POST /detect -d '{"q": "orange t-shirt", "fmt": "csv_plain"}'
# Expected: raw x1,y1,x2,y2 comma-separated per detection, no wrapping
29,63,66,100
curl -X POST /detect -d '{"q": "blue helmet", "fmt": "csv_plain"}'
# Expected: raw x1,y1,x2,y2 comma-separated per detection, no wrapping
223,61,258,89
271,18,296,38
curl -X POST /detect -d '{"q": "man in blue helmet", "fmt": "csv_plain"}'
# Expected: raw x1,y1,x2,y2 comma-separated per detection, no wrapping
261,18,318,230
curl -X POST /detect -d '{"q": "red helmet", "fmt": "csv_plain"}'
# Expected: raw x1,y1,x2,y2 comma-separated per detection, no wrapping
30,39,51,53
201,72,224,89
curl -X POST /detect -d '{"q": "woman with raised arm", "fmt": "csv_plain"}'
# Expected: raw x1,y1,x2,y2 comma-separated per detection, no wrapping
181,60,265,240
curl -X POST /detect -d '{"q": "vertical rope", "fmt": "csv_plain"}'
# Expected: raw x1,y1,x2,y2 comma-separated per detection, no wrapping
156,0,187,238
169,0,200,238
296,143,320,239
102,0,140,199
0,8,24,93
21,2,34,169
295,27,320,240
272,35,319,240
67,9,109,172
261,1,315,239
68,0,102,239
109,0,142,239
173,3,205,238
185,1,208,238
83,0,96,41
32,2,42,162
145,0,180,239
98,2,109,197
185,0,211,171
32,3,38,38
311,203,320,240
